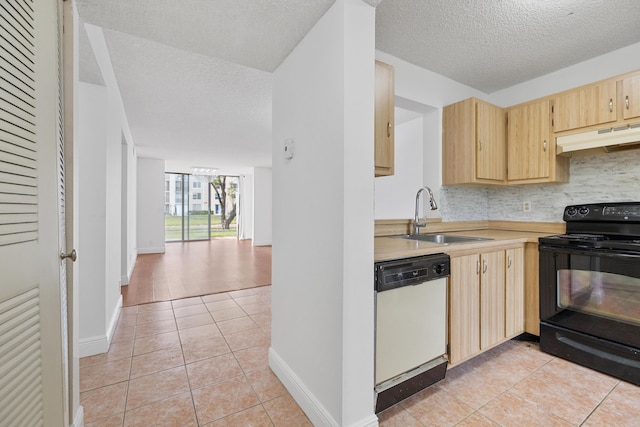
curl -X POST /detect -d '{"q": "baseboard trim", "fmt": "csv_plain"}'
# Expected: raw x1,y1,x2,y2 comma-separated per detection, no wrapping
78,295,122,358
127,250,137,279
137,246,165,254
71,405,84,427
78,335,108,358
253,240,272,246
350,415,379,427
269,348,379,427
269,347,340,427
106,295,123,343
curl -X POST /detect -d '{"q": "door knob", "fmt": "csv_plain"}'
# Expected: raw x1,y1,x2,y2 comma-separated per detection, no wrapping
60,249,77,262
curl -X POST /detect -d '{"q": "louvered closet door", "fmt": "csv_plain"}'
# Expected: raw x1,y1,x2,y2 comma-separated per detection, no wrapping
0,0,68,425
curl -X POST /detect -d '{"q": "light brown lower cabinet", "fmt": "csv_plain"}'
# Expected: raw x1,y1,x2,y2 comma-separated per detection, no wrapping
524,242,540,336
505,247,525,337
448,246,525,366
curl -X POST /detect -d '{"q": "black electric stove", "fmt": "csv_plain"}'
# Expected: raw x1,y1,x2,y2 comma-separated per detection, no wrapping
538,202,640,385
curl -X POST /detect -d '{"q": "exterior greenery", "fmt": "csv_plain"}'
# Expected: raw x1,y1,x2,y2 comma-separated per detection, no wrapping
164,214,237,240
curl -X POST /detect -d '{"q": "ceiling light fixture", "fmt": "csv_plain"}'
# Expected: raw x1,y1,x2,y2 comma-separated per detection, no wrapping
190,166,218,176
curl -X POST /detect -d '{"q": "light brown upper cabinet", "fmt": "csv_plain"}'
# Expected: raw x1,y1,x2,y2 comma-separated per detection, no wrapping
553,80,617,132
375,61,394,177
507,100,569,183
507,100,550,181
443,98,505,185
622,74,640,121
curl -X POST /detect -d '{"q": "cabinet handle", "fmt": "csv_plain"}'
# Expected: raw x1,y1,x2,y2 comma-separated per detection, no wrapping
507,256,512,268
609,98,613,113
482,259,487,273
387,122,391,137
478,140,483,151
543,140,547,152
476,260,480,274
626,95,630,110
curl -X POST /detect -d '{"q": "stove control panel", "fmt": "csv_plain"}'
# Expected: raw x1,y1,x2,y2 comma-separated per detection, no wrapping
564,202,640,222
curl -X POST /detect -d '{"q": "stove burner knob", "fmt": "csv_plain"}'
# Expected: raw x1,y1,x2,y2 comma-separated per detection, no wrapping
579,207,589,215
566,207,578,216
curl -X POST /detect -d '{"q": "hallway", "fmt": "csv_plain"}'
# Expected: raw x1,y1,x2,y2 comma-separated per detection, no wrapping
80,285,312,426
122,239,271,306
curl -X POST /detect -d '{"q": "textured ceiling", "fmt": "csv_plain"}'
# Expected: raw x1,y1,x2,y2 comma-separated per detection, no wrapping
76,0,337,73
75,0,640,173
376,0,640,93
104,29,273,172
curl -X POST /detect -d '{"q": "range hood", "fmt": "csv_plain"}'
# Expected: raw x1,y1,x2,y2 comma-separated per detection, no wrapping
556,122,640,155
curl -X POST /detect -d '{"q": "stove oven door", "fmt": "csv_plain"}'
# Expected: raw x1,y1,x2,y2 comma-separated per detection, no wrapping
539,245,640,349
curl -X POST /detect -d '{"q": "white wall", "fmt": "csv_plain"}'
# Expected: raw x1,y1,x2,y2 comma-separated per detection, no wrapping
120,137,137,284
77,82,108,355
377,41,640,224
252,167,272,246
136,157,166,254
271,1,376,426
373,51,485,218
376,50,487,108
489,41,640,107
78,24,139,357
104,81,123,331
422,108,442,192
77,79,126,356
374,117,423,219
238,174,253,240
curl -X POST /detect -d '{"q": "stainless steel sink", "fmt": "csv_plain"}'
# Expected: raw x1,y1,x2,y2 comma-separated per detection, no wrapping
399,234,493,244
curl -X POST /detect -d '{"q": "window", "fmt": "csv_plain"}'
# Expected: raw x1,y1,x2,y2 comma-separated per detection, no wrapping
193,193,202,200
193,181,202,189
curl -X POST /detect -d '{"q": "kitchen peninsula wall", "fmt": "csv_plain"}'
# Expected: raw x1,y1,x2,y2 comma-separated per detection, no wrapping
440,149,640,222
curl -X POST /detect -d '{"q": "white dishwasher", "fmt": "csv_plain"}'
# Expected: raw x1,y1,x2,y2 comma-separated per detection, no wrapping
374,253,450,413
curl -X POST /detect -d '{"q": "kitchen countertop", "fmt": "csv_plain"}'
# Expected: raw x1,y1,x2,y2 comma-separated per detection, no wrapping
375,229,555,261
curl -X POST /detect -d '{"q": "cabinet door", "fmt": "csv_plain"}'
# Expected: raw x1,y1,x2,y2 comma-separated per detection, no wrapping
622,74,640,121
476,101,506,181
442,98,476,185
507,100,550,181
375,61,394,176
505,247,525,337
449,254,480,365
524,242,540,336
480,251,505,350
553,80,617,132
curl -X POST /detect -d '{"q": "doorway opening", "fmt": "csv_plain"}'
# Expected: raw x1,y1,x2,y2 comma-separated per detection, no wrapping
164,173,239,241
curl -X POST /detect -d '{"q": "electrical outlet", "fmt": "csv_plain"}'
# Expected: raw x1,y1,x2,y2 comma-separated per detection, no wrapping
523,201,532,212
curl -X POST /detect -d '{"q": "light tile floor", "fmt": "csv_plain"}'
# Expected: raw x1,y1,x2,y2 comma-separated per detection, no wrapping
80,285,312,427
82,285,640,426
378,339,640,427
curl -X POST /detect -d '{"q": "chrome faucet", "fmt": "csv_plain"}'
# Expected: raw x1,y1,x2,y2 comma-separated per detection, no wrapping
414,186,438,236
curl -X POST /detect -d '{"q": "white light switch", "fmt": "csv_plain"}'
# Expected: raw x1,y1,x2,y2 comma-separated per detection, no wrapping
284,138,295,159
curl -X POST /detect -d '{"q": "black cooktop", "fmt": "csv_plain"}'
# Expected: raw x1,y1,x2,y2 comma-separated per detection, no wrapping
540,202,640,252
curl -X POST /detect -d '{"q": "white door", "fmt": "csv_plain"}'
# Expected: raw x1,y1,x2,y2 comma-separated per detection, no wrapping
0,0,69,425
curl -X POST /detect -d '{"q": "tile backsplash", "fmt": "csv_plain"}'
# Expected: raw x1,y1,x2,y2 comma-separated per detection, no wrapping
440,149,640,223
